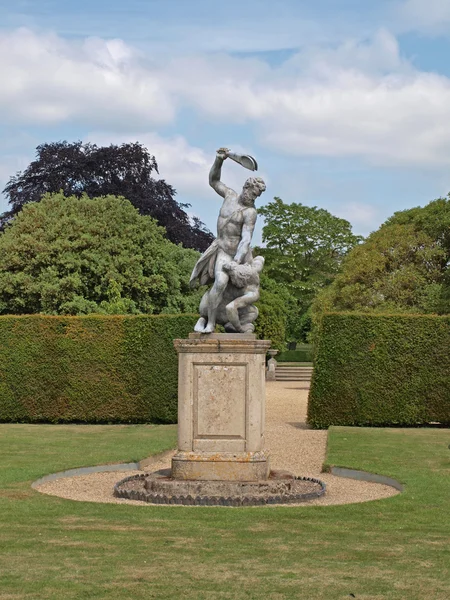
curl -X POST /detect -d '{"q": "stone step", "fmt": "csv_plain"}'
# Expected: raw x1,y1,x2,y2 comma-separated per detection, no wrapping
276,367,313,371
274,365,313,382
276,377,312,380
276,379,311,383
276,370,312,374
276,372,313,376
275,369,312,375
275,376,312,381
276,373,312,378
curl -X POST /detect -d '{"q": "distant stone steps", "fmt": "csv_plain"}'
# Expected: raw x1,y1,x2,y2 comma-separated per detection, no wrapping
275,366,313,382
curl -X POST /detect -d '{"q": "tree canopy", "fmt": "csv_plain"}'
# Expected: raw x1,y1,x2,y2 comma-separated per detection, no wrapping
257,197,362,339
253,273,298,350
1,141,214,252
311,196,450,335
0,193,202,316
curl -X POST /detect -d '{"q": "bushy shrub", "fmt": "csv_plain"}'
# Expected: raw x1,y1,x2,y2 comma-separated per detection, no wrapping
0,193,200,316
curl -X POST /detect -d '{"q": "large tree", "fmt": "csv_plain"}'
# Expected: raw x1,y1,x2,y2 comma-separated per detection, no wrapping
311,196,450,338
1,141,214,252
257,197,362,339
0,192,202,316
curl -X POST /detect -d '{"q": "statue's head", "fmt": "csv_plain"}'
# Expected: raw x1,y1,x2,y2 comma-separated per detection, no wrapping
240,177,266,206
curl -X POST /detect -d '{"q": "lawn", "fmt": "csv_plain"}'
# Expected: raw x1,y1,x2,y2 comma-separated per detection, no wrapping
0,424,449,599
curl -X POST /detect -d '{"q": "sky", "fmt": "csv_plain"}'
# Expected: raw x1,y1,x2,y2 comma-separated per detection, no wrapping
1,0,450,243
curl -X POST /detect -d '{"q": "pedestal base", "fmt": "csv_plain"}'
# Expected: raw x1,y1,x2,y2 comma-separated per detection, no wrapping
171,450,269,482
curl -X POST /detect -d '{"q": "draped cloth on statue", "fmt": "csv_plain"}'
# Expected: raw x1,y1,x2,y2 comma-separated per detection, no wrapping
189,239,220,288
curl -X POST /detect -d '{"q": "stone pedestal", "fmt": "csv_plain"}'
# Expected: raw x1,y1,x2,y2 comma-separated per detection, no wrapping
266,349,278,381
172,333,271,481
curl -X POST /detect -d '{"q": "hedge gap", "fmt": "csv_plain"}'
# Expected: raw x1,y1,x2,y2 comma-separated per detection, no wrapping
0,314,196,423
307,313,450,428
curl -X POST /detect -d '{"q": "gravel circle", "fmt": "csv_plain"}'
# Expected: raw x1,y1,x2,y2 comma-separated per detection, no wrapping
34,382,400,507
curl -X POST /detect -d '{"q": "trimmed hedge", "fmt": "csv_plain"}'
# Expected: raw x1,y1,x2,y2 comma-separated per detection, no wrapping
0,314,196,424
277,346,313,363
308,313,450,428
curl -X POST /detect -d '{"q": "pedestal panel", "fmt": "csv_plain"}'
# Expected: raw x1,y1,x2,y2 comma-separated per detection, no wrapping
194,363,246,442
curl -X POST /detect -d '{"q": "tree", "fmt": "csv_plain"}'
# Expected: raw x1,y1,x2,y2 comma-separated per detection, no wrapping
253,273,298,350
386,196,450,258
0,193,201,316
257,197,362,339
1,141,214,252
310,196,450,342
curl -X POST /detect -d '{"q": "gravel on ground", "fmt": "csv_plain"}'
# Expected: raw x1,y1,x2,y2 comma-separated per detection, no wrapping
35,381,399,507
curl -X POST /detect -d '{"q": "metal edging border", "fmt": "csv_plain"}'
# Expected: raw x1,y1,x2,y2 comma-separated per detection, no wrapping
330,467,404,492
31,462,139,488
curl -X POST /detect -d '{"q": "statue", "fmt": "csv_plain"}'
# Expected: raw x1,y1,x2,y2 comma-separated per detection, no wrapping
190,148,266,333
195,255,265,333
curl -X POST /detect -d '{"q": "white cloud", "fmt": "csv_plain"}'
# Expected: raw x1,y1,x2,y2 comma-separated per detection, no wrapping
161,30,450,168
282,29,408,75
258,69,450,166
0,28,174,127
3,27,450,171
136,134,212,198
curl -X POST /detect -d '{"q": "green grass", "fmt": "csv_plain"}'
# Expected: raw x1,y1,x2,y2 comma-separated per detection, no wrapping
0,424,449,599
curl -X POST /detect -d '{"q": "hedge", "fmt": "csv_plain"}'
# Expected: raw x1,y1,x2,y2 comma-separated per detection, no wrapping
307,313,450,428
0,314,196,424
277,346,313,363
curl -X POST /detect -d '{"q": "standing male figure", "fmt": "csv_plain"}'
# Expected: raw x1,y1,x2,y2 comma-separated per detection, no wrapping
190,148,266,333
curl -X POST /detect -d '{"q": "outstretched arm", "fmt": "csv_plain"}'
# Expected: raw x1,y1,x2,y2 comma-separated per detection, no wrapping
209,148,233,198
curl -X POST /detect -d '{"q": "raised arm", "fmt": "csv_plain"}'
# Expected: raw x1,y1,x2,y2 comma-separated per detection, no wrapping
234,209,257,263
209,148,233,198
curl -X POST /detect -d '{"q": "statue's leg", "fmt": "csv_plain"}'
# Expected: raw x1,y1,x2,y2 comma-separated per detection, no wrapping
225,299,242,333
241,305,258,325
226,291,259,333
203,252,231,333
194,317,207,332
204,273,229,333
194,291,209,332
239,305,258,333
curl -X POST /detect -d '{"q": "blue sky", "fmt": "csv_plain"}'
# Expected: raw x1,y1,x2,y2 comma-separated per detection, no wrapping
1,0,450,243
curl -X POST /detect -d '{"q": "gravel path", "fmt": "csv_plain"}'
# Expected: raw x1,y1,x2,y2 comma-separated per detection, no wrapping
35,382,399,506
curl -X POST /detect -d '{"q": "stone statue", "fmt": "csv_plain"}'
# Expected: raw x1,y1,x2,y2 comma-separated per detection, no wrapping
190,148,266,333
196,255,265,333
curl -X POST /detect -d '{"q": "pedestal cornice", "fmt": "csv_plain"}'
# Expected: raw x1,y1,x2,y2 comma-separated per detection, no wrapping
174,335,271,355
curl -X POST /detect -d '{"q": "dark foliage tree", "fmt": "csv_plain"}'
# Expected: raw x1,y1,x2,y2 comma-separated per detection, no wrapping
1,141,214,252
